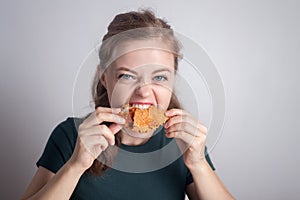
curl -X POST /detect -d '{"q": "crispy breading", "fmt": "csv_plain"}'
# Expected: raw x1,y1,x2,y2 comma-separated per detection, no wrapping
119,104,168,133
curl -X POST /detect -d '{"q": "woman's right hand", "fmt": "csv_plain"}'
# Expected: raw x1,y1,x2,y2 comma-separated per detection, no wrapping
68,107,125,174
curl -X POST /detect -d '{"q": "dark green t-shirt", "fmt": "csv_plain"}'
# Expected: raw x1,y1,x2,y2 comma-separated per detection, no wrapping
37,118,215,200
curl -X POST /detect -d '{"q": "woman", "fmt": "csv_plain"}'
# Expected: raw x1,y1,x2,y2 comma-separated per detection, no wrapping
21,9,234,200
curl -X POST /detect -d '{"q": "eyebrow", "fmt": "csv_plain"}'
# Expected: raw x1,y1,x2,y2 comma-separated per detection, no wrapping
116,66,173,74
115,67,138,75
153,68,173,74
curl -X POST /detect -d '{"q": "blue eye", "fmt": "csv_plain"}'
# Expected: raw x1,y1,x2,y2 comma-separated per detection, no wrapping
153,75,168,82
118,74,135,80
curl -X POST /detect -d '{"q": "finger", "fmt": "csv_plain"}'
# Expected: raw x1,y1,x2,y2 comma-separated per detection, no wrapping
165,130,196,147
80,134,107,159
198,123,208,135
79,125,115,145
165,130,206,150
98,125,116,145
81,134,107,147
80,107,123,128
79,112,98,129
79,125,101,136
90,136,109,159
165,115,208,134
166,121,208,136
98,135,109,151
82,111,125,128
165,109,189,117
109,123,123,135
95,107,121,114
165,122,200,137
95,112,125,125
164,115,196,129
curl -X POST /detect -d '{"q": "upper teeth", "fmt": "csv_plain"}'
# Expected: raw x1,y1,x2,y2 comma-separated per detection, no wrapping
132,104,151,109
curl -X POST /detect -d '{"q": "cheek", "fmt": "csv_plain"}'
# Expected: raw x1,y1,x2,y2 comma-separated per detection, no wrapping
107,82,136,107
155,87,173,109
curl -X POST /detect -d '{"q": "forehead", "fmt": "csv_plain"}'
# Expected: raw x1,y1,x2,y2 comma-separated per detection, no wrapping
113,48,174,70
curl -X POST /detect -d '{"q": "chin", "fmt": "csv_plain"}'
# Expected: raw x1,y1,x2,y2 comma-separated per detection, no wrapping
121,127,155,139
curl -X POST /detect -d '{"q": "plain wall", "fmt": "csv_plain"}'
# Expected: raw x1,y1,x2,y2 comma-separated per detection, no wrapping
1,0,299,199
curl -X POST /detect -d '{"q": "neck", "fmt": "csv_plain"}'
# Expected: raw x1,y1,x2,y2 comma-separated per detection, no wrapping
119,130,154,146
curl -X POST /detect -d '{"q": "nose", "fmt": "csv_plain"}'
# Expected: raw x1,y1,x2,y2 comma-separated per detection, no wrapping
134,82,152,98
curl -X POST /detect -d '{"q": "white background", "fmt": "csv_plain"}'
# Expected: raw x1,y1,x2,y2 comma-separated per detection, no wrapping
1,0,299,199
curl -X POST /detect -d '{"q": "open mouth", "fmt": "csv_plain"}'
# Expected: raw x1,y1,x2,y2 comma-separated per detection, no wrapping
119,103,168,133
130,103,151,110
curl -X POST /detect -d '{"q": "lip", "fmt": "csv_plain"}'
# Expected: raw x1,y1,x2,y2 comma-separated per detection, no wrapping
129,102,154,105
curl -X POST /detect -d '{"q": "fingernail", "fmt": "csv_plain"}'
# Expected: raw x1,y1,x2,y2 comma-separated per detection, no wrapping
112,108,121,113
118,117,126,124
165,110,171,116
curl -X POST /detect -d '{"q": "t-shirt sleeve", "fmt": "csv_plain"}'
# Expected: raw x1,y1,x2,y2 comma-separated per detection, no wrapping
36,118,78,173
185,147,215,185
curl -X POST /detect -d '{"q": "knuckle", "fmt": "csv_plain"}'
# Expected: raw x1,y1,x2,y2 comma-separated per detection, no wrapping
177,131,184,138
192,129,199,137
167,127,173,133
203,126,208,134
171,123,178,129
93,145,102,156
101,140,109,150
191,138,201,147
96,107,103,112
182,122,189,130
183,115,189,121
98,124,107,134
98,125,113,139
96,112,103,121
172,131,177,138
77,135,85,144
78,124,84,132
98,135,105,143
98,134,104,140
198,135,206,144
78,125,87,136
177,115,184,123
104,141,109,148
194,127,201,136
197,124,206,135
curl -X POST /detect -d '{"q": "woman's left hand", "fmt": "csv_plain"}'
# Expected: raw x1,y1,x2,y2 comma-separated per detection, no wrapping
164,109,208,168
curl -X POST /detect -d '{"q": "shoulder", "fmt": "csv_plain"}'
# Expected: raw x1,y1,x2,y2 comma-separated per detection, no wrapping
55,117,83,131
51,117,83,138
46,117,85,150
36,117,85,172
